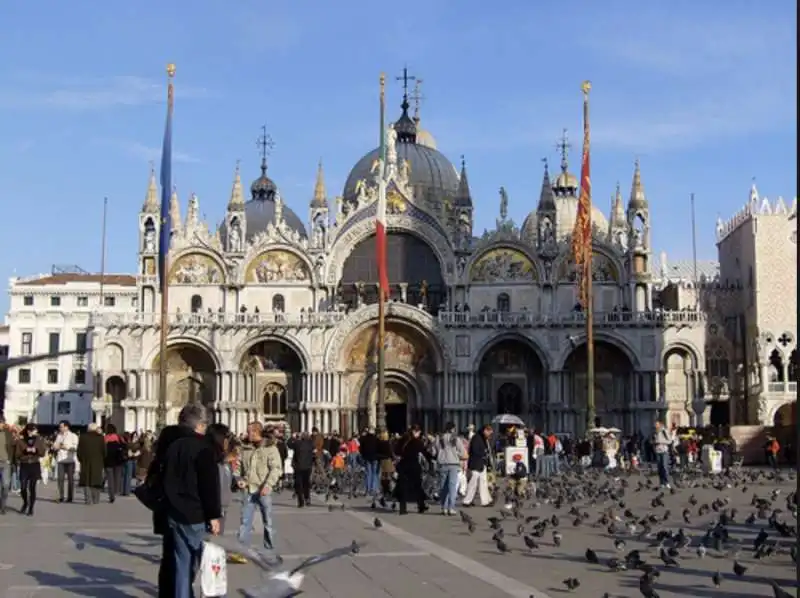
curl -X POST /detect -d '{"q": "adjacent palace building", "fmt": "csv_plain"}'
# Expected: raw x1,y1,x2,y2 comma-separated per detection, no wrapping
4,86,797,439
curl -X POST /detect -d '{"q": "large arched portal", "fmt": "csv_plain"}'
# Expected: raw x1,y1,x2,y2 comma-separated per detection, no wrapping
344,320,439,434
152,344,217,420
241,340,303,429
339,232,445,314
563,340,634,435
105,376,127,432
477,338,546,430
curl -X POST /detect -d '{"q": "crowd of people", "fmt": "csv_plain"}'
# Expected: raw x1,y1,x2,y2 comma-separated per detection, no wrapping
0,407,792,597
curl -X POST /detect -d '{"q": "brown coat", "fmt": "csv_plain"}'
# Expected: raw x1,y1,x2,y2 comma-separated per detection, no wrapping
14,436,46,464
77,432,106,488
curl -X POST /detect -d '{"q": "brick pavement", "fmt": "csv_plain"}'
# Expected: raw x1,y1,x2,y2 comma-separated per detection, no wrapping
363,467,798,598
0,481,544,597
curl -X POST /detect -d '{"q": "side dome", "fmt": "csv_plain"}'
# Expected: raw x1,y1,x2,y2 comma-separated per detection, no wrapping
234,162,307,240
520,201,609,244
343,142,459,206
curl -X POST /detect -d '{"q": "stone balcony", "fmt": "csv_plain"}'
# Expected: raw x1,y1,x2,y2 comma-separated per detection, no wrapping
765,381,798,395
437,309,706,329
90,310,347,330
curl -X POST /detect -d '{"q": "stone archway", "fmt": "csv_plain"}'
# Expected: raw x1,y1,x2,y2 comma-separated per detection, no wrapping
343,319,440,430
241,339,303,429
774,401,796,427
477,337,546,429
151,343,217,417
563,340,634,435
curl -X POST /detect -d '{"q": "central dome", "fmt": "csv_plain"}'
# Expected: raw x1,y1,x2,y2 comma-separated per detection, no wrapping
343,142,459,206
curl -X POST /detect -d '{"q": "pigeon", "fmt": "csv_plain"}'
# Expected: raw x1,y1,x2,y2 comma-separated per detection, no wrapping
732,561,747,577
712,571,721,587
562,577,580,591
373,517,382,529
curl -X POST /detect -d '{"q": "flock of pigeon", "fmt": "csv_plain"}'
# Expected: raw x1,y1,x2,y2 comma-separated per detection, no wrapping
362,466,798,598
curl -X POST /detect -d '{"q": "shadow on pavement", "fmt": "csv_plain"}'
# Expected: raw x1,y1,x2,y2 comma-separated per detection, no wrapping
65,531,160,565
24,562,156,598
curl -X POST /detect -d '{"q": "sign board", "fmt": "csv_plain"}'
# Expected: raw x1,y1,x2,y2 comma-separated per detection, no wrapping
504,447,529,476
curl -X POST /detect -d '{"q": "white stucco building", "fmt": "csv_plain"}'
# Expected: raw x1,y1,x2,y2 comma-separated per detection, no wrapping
3,88,796,437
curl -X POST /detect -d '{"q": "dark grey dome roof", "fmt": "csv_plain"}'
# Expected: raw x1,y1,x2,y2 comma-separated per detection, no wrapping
343,142,460,206
244,196,306,240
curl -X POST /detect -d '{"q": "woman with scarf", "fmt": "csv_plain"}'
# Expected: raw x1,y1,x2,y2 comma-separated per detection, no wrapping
393,425,434,515
15,424,46,516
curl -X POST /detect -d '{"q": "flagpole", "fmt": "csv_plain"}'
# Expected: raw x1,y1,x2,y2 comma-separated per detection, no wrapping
376,73,387,433
582,81,596,433
99,197,108,308
156,63,176,432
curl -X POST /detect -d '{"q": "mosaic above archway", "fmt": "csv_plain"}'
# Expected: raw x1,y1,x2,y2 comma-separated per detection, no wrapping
245,250,310,283
169,253,224,285
470,248,537,283
345,323,435,372
558,251,619,283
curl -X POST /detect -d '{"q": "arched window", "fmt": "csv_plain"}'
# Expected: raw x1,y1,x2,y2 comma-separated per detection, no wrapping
272,294,285,313
190,295,203,313
263,382,287,418
496,293,511,312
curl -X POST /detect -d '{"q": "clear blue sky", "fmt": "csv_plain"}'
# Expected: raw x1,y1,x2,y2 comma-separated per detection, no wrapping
0,0,796,315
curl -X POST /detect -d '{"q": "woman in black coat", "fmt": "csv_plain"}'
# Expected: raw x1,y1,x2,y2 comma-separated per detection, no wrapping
393,425,433,515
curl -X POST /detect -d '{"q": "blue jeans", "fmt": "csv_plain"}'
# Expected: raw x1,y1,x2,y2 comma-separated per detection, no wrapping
122,461,135,495
438,465,460,511
167,518,206,598
364,460,379,495
656,452,670,486
10,465,19,492
238,492,276,552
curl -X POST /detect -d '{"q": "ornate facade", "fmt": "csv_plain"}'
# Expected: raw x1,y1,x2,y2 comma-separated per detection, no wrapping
5,88,797,437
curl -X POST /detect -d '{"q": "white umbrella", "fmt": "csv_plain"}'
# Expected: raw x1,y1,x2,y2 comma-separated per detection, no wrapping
587,426,610,435
492,414,525,426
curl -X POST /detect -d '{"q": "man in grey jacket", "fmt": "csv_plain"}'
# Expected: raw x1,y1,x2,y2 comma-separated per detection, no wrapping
652,421,674,488
433,422,467,515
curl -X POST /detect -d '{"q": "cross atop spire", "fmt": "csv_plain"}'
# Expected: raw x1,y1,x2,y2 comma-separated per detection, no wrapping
256,125,275,174
396,66,416,113
556,128,571,173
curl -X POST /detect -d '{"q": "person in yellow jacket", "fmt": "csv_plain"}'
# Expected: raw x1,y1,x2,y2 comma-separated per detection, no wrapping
236,423,283,566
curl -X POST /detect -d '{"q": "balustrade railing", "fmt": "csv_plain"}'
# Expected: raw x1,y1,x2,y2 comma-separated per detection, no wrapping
766,381,797,394
437,310,706,327
91,311,346,328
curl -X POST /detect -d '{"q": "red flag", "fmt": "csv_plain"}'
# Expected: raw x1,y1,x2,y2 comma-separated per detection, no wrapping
572,81,592,308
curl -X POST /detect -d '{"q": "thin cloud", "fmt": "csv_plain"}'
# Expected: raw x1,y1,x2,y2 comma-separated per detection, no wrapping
0,75,211,110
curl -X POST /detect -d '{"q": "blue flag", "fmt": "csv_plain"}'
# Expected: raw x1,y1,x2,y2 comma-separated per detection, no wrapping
158,78,174,290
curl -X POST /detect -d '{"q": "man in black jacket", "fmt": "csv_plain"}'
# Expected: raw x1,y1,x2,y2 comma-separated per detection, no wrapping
158,403,221,598
289,432,314,507
359,427,379,496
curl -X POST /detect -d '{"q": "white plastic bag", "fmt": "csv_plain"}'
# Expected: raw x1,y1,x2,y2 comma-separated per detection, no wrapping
199,541,227,597
457,470,467,497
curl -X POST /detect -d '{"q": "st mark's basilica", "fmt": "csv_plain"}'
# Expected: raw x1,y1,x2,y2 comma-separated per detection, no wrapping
59,78,794,438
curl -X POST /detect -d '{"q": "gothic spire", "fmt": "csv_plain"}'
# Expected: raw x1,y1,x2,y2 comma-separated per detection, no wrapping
455,156,473,207
311,160,327,208
169,187,182,234
628,158,647,209
142,166,158,213
394,66,418,143
227,161,244,210
537,159,556,211
611,181,626,225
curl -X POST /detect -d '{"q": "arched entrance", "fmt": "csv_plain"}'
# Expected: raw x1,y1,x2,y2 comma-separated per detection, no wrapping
385,380,412,435
774,402,796,427
564,340,634,435
338,232,446,315
105,376,127,431
152,343,217,420
241,340,303,429
496,382,523,415
344,320,439,432
478,338,545,429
